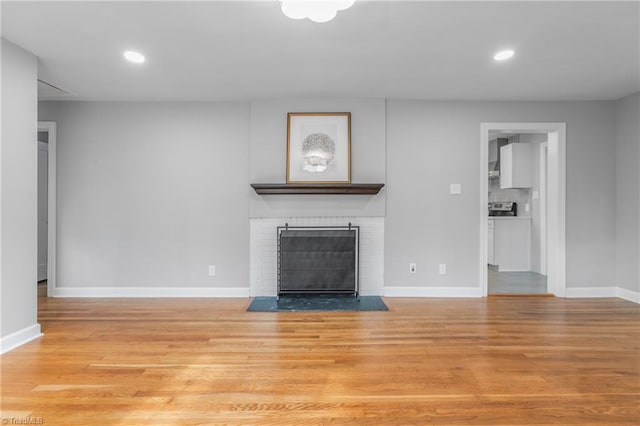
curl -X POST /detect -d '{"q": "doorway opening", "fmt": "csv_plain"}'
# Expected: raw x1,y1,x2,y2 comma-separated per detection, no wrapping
487,133,547,294
480,123,566,297
37,121,56,297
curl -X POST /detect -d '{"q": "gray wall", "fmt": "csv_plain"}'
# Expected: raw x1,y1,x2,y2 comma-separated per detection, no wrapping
37,102,250,289
385,100,616,289
615,92,640,292
1,39,39,338
249,98,386,218
39,98,628,293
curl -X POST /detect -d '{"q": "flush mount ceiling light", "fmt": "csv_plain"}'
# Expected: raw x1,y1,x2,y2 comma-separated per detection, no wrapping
493,49,515,61
281,0,356,23
123,50,145,64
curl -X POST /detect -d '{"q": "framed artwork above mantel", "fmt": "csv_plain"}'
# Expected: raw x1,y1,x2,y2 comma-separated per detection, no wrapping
250,111,383,195
286,112,351,184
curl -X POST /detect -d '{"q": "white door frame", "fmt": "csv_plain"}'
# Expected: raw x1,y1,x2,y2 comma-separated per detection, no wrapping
540,141,548,275
480,123,566,297
38,122,56,297
37,141,49,282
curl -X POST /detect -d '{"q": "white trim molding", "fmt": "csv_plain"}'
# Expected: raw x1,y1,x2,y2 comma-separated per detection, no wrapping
384,286,483,298
0,324,43,355
566,286,640,304
53,287,250,298
616,287,640,304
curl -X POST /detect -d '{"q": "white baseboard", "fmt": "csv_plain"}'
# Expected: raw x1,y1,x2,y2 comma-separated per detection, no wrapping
616,287,640,304
0,324,43,354
384,286,482,298
45,285,640,303
565,286,640,304
53,287,250,298
565,286,617,298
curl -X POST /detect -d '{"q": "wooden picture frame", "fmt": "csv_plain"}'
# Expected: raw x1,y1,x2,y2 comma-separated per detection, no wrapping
286,112,351,184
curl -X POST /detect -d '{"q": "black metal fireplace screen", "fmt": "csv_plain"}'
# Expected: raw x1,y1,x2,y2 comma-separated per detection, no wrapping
277,224,359,297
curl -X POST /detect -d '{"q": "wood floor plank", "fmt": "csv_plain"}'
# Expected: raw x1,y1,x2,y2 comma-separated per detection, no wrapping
0,289,638,424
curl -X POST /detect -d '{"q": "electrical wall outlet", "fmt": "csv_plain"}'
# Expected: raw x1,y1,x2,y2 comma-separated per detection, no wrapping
449,183,462,195
409,263,417,274
439,264,447,275
208,265,216,276
525,203,530,212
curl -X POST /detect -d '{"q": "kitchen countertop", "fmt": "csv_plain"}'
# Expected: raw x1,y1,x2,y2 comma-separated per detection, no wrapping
488,216,532,220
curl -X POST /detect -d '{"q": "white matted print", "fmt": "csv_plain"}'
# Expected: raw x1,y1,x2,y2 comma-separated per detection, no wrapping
286,112,351,183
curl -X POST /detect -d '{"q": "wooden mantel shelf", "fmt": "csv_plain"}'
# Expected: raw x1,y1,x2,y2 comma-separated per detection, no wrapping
250,183,385,195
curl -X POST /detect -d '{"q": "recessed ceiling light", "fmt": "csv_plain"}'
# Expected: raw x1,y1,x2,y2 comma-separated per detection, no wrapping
123,50,145,64
494,50,515,61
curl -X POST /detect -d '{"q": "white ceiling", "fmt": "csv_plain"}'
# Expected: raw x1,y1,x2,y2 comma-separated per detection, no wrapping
2,1,638,102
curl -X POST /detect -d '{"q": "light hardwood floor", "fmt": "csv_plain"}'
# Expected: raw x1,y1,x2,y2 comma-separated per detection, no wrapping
1,286,639,425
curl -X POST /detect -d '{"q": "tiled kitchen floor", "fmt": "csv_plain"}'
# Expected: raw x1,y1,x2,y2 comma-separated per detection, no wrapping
488,268,548,294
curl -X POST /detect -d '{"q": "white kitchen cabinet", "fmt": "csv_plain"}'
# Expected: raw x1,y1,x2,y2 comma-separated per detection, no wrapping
488,219,495,264
500,143,533,189
491,218,531,271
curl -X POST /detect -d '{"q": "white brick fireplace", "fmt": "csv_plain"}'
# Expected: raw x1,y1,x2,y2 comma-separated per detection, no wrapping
250,217,384,296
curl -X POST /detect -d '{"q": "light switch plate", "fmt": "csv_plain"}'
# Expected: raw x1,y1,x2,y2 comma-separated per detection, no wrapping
450,184,462,195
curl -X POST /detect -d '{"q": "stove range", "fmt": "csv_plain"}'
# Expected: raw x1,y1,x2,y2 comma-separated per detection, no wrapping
488,201,517,216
